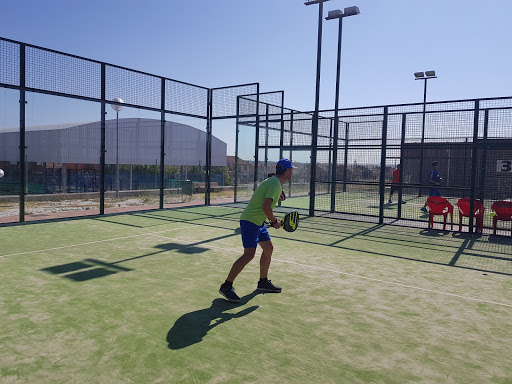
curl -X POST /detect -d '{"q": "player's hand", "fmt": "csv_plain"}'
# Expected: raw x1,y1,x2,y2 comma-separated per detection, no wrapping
271,219,282,229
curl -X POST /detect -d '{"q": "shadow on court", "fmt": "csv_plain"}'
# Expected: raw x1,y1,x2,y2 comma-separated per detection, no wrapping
282,218,512,276
40,242,212,282
166,291,260,350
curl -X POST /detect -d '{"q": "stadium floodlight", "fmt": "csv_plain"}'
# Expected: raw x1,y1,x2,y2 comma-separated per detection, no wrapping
111,97,124,198
326,9,343,19
414,71,438,196
343,6,360,16
325,5,360,213
305,0,330,216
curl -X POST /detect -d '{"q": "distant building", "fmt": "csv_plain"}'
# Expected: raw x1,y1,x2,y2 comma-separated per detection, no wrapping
0,118,227,166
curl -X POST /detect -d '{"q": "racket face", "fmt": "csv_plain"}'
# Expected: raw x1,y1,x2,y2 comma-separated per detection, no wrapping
282,211,299,232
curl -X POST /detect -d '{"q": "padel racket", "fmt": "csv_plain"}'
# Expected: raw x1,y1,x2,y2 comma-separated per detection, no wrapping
266,210,299,232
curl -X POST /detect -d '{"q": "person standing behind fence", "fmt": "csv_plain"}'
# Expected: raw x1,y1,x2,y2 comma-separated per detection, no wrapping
421,161,442,212
388,164,404,204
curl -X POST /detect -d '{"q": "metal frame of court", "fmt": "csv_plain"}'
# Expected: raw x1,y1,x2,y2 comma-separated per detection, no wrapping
1,36,512,233
236,95,512,234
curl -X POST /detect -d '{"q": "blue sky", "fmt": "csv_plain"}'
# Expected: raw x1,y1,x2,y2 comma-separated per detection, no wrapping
2,0,511,113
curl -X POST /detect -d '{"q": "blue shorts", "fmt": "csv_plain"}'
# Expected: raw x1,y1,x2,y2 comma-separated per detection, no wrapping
429,189,441,197
240,220,271,249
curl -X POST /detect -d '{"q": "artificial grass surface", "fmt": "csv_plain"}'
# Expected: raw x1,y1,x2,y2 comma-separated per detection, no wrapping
1,205,511,383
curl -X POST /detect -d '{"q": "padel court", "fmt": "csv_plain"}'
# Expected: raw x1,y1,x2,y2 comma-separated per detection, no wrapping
1,205,511,383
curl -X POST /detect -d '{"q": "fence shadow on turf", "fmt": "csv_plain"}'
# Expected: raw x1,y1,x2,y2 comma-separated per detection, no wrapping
40,242,211,282
282,218,512,277
166,291,260,350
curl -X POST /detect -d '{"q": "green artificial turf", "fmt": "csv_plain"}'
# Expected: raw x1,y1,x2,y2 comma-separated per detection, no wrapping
1,205,511,383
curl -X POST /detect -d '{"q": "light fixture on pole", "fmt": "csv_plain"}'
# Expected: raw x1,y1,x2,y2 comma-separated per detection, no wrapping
414,71,437,196
305,0,330,217
111,97,124,198
326,6,360,213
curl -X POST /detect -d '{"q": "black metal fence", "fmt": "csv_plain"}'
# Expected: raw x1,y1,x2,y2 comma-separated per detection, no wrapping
236,96,512,234
2,36,511,234
0,37,257,222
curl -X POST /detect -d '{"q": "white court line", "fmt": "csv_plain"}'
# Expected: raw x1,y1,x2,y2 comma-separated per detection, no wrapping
0,219,228,259
149,233,512,309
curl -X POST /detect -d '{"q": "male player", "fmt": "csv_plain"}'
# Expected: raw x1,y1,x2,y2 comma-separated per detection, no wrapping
421,161,442,212
219,158,296,302
388,164,403,204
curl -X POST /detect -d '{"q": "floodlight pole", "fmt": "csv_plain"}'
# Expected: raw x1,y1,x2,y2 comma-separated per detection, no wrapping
326,7,359,213
330,15,343,213
416,74,436,197
305,0,329,217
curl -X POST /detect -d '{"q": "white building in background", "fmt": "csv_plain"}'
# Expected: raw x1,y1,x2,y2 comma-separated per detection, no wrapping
0,118,227,167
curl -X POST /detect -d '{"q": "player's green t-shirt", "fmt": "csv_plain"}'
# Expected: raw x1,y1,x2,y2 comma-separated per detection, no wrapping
240,176,282,226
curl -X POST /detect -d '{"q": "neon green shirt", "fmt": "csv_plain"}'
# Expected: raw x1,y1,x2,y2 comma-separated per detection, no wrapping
240,176,282,225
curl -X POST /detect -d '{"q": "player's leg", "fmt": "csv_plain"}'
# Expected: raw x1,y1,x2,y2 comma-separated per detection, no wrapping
258,240,274,279
219,220,258,302
257,237,281,293
226,247,257,283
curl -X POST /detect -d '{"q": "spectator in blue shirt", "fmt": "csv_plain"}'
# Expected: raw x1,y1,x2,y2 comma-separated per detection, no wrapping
421,161,442,212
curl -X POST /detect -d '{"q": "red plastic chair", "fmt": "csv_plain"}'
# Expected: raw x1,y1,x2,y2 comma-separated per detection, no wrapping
456,198,485,233
491,201,512,236
427,196,453,230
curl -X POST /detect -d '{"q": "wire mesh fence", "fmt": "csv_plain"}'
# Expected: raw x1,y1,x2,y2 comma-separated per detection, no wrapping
237,97,512,234
1,36,511,234
0,37,252,223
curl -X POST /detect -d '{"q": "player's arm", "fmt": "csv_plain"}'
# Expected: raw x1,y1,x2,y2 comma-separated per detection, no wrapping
429,174,439,185
262,198,281,229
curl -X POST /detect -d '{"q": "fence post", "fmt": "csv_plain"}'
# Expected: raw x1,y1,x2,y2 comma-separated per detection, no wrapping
342,122,349,192
264,104,269,176
278,92,285,208
379,106,389,224
159,78,165,209
469,100,480,233
330,116,340,213
234,96,240,203
279,92,285,160
478,109,489,204
19,43,26,222
398,113,406,219
100,63,106,215
253,84,260,190
206,88,213,205
288,110,294,197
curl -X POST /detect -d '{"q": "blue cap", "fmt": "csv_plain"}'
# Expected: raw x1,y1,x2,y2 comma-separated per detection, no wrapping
276,158,296,172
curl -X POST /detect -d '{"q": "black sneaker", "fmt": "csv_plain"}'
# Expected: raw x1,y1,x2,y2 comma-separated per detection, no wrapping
256,279,282,293
219,284,240,302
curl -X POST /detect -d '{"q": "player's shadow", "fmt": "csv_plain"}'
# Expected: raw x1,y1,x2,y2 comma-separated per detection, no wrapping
166,291,260,350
